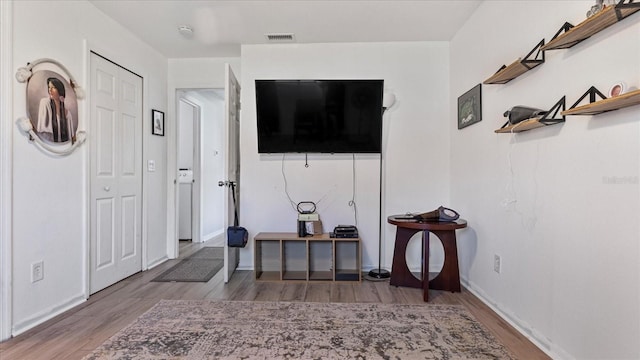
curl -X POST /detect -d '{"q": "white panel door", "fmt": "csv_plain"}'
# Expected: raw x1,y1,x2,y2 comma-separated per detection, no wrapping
90,53,143,294
223,64,241,283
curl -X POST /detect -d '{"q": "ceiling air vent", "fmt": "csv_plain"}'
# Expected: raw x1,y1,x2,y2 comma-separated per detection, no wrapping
265,33,295,42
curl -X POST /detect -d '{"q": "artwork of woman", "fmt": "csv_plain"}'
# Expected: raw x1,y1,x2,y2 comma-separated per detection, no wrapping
36,77,75,143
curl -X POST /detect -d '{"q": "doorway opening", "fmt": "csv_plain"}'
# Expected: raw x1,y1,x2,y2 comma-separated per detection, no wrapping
176,89,226,251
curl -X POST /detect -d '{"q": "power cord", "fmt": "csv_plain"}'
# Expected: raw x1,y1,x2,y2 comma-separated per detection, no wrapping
348,153,359,227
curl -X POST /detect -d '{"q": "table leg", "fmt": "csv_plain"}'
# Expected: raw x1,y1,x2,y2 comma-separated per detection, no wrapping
389,226,422,288
423,230,429,301
428,229,461,292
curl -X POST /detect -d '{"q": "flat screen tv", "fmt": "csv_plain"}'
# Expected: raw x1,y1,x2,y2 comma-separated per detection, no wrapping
255,79,383,153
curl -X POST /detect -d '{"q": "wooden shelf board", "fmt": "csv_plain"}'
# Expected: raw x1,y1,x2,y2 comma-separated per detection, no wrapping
282,271,307,280
563,88,640,115
484,59,530,84
309,271,333,281
256,271,281,281
542,5,640,50
495,118,552,133
335,269,360,281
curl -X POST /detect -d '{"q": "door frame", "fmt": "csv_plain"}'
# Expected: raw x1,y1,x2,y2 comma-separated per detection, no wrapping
176,94,202,243
166,62,241,259
84,45,148,298
0,0,13,341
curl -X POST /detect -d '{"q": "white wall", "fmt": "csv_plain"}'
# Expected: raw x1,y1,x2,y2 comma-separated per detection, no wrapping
9,0,168,336
178,100,195,170
239,42,451,271
450,1,640,359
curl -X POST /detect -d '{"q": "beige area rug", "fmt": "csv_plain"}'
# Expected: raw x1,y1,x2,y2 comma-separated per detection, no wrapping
83,300,514,360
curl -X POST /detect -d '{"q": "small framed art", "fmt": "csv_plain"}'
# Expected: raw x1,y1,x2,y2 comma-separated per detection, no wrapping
458,84,482,129
152,109,164,136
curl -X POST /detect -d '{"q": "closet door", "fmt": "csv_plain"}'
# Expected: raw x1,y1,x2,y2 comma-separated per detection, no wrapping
89,53,143,294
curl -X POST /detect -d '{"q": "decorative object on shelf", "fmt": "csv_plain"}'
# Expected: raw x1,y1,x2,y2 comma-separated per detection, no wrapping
457,84,482,129
609,82,625,97
562,86,640,115
152,109,165,136
15,58,86,156
503,105,548,125
393,207,461,223
542,0,640,51
587,0,605,18
495,96,566,133
296,201,318,237
484,39,545,85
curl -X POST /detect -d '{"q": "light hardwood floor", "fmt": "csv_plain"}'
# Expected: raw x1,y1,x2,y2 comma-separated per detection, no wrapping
0,240,550,359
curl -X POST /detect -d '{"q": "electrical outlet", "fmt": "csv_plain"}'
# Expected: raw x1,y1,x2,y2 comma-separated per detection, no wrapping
493,254,501,274
31,261,44,283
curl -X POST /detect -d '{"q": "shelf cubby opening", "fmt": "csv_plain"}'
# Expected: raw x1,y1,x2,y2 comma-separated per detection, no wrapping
283,240,307,280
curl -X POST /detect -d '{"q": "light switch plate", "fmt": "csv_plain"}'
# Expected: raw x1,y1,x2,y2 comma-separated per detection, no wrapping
147,160,156,172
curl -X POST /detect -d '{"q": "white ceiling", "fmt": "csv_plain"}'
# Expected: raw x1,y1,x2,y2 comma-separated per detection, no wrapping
89,0,483,58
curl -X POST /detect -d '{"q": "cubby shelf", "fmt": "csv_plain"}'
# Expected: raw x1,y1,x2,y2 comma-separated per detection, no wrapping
562,88,640,115
484,39,545,85
541,1,640,51
254,232,361,282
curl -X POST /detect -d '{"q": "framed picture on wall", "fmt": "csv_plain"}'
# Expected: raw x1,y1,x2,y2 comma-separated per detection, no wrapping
457,84,482,129
152,109,164,136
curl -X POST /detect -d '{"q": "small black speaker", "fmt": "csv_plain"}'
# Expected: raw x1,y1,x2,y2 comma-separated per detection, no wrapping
297,221,307,237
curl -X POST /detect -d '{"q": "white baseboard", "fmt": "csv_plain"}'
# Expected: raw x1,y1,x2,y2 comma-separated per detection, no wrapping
461,277,568,360
147,256,168,270
12,294,86,337
204,229,224,243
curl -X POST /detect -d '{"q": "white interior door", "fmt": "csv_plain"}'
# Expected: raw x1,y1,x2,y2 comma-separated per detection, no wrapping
89,53,143,294
223,64,241,283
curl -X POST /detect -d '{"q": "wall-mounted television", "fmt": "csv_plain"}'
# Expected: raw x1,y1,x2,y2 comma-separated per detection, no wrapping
255,79,383,153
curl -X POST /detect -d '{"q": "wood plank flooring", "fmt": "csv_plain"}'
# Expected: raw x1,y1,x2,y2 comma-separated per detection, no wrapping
0,240,550,359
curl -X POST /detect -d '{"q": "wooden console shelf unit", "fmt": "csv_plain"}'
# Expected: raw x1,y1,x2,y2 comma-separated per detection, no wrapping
541,1,640,51
562,88,640,115
254,232,361,282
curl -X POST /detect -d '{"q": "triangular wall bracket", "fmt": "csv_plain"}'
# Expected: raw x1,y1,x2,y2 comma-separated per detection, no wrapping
484,39,545,84
568,86,608,110
521,39,546,69
544,22,576,49
539,96,566,125
614,0,640,20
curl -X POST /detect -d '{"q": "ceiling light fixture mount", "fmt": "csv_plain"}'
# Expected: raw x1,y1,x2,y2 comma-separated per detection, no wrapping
178,25,194,38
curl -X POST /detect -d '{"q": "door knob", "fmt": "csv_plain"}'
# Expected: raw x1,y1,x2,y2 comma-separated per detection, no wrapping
104,186,110,192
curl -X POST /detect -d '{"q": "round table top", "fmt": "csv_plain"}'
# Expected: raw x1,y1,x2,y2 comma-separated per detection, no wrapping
387,214,467,231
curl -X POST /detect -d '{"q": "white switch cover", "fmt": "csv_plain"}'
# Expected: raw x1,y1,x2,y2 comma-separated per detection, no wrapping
147,160,156,172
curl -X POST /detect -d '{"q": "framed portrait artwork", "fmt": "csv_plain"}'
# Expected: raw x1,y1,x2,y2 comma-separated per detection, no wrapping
26,70,79,143
458,84,482,129
152,109,165,136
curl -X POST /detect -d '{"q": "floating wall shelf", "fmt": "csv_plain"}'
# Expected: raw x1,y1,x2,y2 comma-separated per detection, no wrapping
541,0,640,50
484,39,545,85
563,87,640,115
495,97,566,133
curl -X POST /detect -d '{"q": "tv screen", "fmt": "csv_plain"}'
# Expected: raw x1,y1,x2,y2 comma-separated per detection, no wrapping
255,79,383,153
